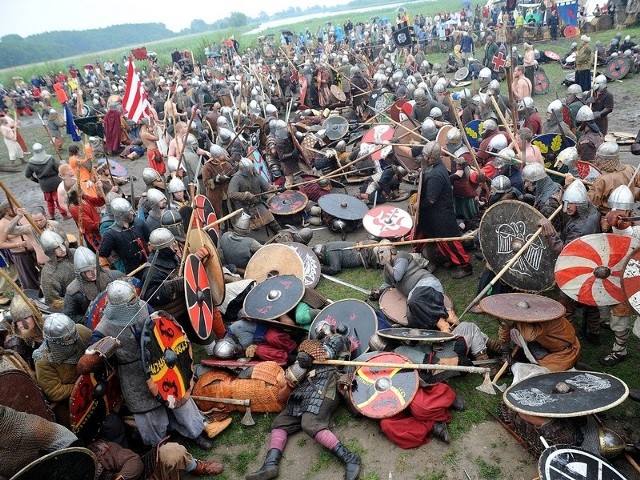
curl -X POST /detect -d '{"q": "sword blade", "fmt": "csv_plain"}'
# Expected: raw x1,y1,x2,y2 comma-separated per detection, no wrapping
320,274,370,295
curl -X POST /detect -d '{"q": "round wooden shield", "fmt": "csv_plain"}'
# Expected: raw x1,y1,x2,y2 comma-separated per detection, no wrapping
621,246,640,315
284,242,321,288
464,119,484,150
96,158,128,177
503,371,628,418
533,134,577,164
85,277,143,329
323,115,349,140
368,89,395,116
243,274,305,321
309,299,378,358
363,205,413,239
539,444,627,480
544,50,560,61
244,243,304,283
348,352,419,419
576,160,601,182
454,67,469,81
186,228,225,305
533,70,550,95
10,447,97,480
605,57,631,80
379,287,453,326
267,190,308,215
330,84,346,103
563,25,578,38
479,293,566,322
318,193,369,221
69,368,121,440
390,99,414,123
141,313,194,409
360,124,395,163
394,119,422,144
479,200,557,292
184,254,215,341
436,124,454,150
192,194,219,245
0,370,54,421
555,233,640,306
377,328,455,342
248,146,271,183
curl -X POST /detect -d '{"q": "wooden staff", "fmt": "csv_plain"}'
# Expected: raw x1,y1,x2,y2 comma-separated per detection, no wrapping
36,112,63,162
0,268,43,325
342,230,478,250
204,208,243,231
459,203,563,319
0,179,42,235
447,93,482,171
489,94,521,155
315,359,490,375
175,106,199,181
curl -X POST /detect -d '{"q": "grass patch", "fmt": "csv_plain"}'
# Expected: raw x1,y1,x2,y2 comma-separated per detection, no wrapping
442,450,458,468
306,449,333,477
361,473,382,480
476,458,502,480
416,470,447,480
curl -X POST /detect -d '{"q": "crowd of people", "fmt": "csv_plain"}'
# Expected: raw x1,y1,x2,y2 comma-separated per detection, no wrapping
1,2,640,479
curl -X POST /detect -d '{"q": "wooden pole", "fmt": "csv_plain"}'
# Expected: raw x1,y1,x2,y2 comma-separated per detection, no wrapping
315,359,490,375
0,179,43,235
489,94,521,155
36,112,63,162
446,93,482,171
341,230,478,250
204,208,243,231
459,203,564,319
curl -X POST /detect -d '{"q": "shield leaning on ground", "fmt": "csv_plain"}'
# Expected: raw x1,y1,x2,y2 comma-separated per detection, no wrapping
605,57,631,81
242,275,306,332
348,352,419,419
454,66,469,81
10,447,97,480
141,313,194,409
244,243,305,284
533,70,550,95
309,299,378,358
539,444,627,480
184,253,216,341
69,367,121,441
479,293,566,323
185,228,225,305
503,371,628,418
0,370,54,421
555,233,640,306
318,193,369,221
479,200,557,292
323,115,349,140
284,242,321,288
362,205,413,239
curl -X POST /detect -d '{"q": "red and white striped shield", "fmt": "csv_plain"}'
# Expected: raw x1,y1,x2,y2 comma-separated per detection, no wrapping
555,234,640,306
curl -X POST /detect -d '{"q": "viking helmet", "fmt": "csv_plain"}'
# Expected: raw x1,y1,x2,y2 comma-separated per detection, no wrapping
429,107,443,119
234,211,252,236
296,227,313,245
421,118,437,140
218,127,233,143
576,105,594,122
40,230,66,257
167,177,186,194
149,228,175,251
592,74,607,93
446,127,462,145
273,119,288,139
595,141,621,172
10,295,33,322
336,140,346,153
607,185,634,210
238,157,254,175
312,244,326,261
494,148,516,169
373,239,397,266
491,175,511,193
517,96,535,112
213,334,243,359
43,313,76,345
547,99,563,114
421,141,441,164
522,163,547,182
566,83,583,98
265,104,278,116
167,156,180,173
413,88,426,102
161,209,186,242
142,167,161,186
557,147,579,167
561,180,588,212
482,118,498,132
146,188,167,210
106,280,136,306
216,116,229,129
209,144,228,158
487,133,508,153
488,79,500,92
74,246,96,274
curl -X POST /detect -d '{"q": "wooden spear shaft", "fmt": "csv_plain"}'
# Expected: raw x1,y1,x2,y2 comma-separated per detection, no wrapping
0,179,42,235
489,94,521,155
203,208,243,231
341,230,478,250
459,203,563,320
447,93,482,172
316,359,490,375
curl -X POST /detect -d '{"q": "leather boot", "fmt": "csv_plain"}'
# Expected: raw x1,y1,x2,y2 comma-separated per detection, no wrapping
330,443,361,480
486,338,502,355
246,448,282,480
